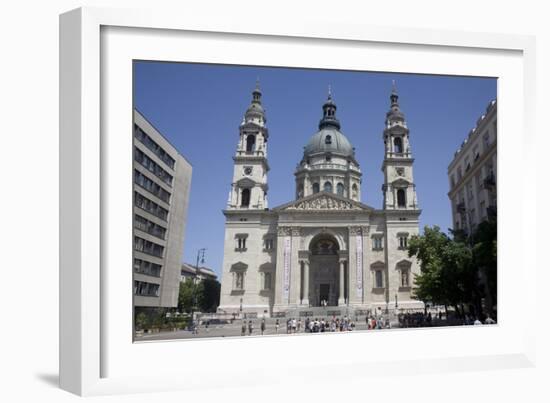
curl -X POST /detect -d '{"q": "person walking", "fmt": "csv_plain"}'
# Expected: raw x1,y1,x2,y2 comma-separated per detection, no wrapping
241,320,246,337
275,319,280,334
248,320,254,335
484,315,496,324
261,318,266,335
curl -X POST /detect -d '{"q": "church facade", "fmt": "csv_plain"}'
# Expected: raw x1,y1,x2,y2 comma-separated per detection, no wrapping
218,83,424,317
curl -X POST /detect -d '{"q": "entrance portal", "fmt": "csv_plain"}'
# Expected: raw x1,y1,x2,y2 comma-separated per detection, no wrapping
307,233,341,307
319,284,330,306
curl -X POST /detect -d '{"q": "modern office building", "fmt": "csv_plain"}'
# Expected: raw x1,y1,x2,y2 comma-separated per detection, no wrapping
133,109,192,308
181,263,218,282
448,100,497,234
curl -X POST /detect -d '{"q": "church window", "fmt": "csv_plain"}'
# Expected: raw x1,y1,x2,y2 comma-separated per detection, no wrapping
372,236,383,250
323,181,333,193
336,183,345,196
397,189,406,207
325,135,332,144
394,137,403,153
235,234,248,251
325,155,331,162
398,234,408,249
375,270,384,288
312,183,320,194
241,188,250,207
246,134,256,152
234,272,245,290
352,183,358,199
263,272,272,290
400,268,410,287
264,238,274,251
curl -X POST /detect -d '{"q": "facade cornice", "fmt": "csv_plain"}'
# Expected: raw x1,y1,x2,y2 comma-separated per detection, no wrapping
448,99,497,171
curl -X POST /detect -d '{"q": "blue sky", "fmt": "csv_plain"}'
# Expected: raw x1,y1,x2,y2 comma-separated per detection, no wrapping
134,61,496,278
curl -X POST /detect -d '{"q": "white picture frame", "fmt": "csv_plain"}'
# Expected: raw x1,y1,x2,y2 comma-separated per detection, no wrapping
59,6,537,396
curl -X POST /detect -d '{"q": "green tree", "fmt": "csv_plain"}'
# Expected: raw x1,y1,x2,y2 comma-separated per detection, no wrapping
472,218,497,315
200,278,221,312
408,226,473,313
178,278,204,313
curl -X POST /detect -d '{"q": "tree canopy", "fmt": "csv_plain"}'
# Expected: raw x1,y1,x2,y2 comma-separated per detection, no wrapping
408,224,495,316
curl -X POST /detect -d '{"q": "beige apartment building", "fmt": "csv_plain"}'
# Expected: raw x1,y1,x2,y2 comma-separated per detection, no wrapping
133,109,192,308
448,100,497,234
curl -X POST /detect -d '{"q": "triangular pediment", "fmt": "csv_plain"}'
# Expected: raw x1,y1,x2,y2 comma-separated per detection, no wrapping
392,177,411,186
273,192,373,212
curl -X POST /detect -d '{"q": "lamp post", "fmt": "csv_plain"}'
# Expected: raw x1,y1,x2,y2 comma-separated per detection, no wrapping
190,248,206,331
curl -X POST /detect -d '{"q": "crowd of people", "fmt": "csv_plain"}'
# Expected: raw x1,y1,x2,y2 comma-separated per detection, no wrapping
197,309,497,337
239,316,363,336
399,311,497,327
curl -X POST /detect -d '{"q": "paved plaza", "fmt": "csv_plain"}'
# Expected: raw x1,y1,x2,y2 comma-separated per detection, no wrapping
137,319,372,341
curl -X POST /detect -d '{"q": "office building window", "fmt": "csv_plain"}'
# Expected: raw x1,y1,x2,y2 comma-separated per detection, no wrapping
134,236,164,258
133,258,162,277
134,280,160,297
134,192,169,221
134,147,173,187
134,125,176,169
134,170,171,203
134,214,167,240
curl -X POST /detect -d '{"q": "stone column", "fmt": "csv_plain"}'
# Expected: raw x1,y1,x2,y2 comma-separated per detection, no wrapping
290,227,301,307
338,259,346,306
303,259,310,306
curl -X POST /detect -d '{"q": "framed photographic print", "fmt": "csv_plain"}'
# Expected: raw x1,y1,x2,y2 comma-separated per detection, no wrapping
60,6,537,396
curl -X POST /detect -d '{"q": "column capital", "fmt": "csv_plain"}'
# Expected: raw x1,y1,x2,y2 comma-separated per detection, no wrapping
349,225,370,236
291,226,302,237
337,250,348,260
277,226,291,236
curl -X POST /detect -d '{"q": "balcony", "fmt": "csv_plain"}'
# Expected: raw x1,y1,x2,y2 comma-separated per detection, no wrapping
483,173,496,190
456,202,466,214
487,205,497,218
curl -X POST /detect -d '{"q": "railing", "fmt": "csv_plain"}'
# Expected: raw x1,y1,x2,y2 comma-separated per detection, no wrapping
483,173,496,189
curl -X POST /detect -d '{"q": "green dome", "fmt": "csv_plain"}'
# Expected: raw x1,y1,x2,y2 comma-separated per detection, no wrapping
304,127,354,157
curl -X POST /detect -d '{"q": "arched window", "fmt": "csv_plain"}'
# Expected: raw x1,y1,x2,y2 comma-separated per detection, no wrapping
397,189,406,207
241,188,250,207
352,184,358,199
325,135,332,144
394,137,403,154
246,135,256,152
336,183,345,196
323,181,333,193
312,183,320,194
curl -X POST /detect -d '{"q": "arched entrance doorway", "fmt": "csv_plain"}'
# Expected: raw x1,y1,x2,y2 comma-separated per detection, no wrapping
307,234,341,306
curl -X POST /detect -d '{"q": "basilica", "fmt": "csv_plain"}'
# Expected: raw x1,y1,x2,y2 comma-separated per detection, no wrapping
217,82,424,318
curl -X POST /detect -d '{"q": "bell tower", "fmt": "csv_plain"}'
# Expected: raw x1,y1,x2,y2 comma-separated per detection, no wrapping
381,81,419,210
227,80,270,210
